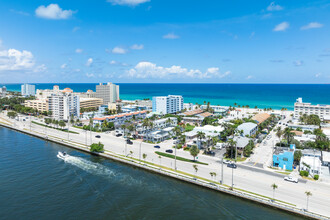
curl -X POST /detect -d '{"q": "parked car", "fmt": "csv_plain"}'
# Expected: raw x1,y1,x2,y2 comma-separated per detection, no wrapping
95,135,101,138
116,133,122,137
126,139,133,145
154,145,160,149
284,176,298,183
165,149,173,153
223,159,231,164
227,163,237,169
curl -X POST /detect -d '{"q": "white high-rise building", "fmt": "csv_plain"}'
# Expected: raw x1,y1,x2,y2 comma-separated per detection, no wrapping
21,84,36,96
152,95,183,114
0,86,6,98
95,82,120,104
294,97,330,120
49,93,80,121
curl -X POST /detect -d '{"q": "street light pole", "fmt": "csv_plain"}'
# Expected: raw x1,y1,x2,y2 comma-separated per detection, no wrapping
221,157,224,184
175,143,177,170
231,167,234,189
139,141,142,162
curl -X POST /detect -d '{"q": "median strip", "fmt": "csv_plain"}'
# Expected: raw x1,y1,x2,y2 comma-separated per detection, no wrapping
155,151,208,165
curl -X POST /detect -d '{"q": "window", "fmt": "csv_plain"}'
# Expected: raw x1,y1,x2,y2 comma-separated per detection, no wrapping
283,157,288,161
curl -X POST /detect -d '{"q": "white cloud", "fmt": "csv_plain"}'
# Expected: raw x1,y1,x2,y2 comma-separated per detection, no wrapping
126,62,230,79
163,33,180,39
35,4,75,20
86,58,93,66
273,22,289,31
60,63,67,69
107,0,150,6
10,9,30,16
86,73,95,78
110,60,117,65
112,47,127,54
130,44,144,50
72,26,80,32
0,49,35,71
301,22,323,30
33,64,47,73
293,60,303,66
246,75,254,80
267,2,283,11
75,48,83,53
315,73,321,78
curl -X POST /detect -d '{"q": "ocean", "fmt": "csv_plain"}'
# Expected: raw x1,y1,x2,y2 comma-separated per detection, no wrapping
1,83,329,110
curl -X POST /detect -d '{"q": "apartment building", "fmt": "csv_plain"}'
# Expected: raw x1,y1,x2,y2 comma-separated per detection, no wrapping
95,82,120,104
294,97,330,120
24,99,49,112
80,97,103,109
21,84,36,96
152,95,183,114
49,93,80,121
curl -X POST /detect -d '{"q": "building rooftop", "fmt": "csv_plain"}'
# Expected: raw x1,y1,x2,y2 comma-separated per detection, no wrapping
183,109,203,116
233,136,250,149
198,112,213,118
252,113,270,124
322,151,330,162
237,122,257,131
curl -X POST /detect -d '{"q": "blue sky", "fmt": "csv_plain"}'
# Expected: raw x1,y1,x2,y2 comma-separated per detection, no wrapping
0,0,329,83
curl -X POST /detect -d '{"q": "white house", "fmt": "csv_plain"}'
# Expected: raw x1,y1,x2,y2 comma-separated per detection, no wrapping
237,122,258,137
300,156,322,175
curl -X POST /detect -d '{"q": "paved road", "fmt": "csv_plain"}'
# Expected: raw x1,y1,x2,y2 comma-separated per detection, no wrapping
1,113,330,217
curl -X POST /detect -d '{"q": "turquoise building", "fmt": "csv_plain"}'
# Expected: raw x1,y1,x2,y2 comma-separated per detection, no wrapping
272,144,295,171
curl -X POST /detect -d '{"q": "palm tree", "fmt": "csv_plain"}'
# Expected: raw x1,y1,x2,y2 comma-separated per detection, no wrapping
305,191,312,210
130,150,133,158
227,139,237,160
276,129,282,147
271,183,278,201
193,164,198,178
283,127,294,145
143,153,147,163
159,155,162,168
196,131,205,148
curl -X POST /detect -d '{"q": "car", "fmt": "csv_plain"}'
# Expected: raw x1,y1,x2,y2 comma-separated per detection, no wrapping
126,139,133,145
284,176,298,183
95,135,101,138
165,149,173,153
223,159,231,164
154,145,160,149
116,133,122,137
279,122,281,125
227,163,237,169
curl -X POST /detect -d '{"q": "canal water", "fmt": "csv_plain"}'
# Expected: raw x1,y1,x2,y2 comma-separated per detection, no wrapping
0,127,304,219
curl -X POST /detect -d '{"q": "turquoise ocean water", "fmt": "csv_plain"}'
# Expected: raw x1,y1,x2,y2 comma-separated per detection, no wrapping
1,83,329,110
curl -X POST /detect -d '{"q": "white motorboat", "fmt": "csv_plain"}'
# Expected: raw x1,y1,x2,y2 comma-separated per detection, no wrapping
57,151,69,160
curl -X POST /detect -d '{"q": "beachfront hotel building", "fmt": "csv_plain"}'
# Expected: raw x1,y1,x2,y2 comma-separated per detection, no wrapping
24,99,49,112
49,93,80,121
152,95,184,114
0,86,6,98
21,84,36,97
95,82,120,105
294,97,330,120
80,97,103,109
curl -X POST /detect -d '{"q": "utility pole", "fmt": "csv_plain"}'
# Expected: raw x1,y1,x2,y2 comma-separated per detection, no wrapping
175,143,177,170
125,140,127,156
85,129,87,146
139,141,142,163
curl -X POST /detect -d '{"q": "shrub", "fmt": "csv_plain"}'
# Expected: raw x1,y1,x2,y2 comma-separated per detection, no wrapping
314,175,319,180
300,170,309,177
90,142,104,153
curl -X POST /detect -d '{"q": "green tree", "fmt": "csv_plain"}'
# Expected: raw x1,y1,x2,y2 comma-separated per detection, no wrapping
189,145,200,161
196,131,205,148
294,150,302,164
58,120,66,129
90,142,104,153
143,153,147,162
193,164,198,178
7,111,17,119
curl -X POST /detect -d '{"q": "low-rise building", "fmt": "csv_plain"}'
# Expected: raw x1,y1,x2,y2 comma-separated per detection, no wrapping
153,117,178,128
24,99,49,112
288,124,318,132
322,151,330,167
252,113,270,125
80,97,103,109
200,105,229,116
93,111,147,127
300,156,322,175
273,145,295,171
237,122,258,137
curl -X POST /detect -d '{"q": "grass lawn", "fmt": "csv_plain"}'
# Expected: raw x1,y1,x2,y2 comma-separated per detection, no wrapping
155,151,208,165
185,124,195,132
32,121,79,134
